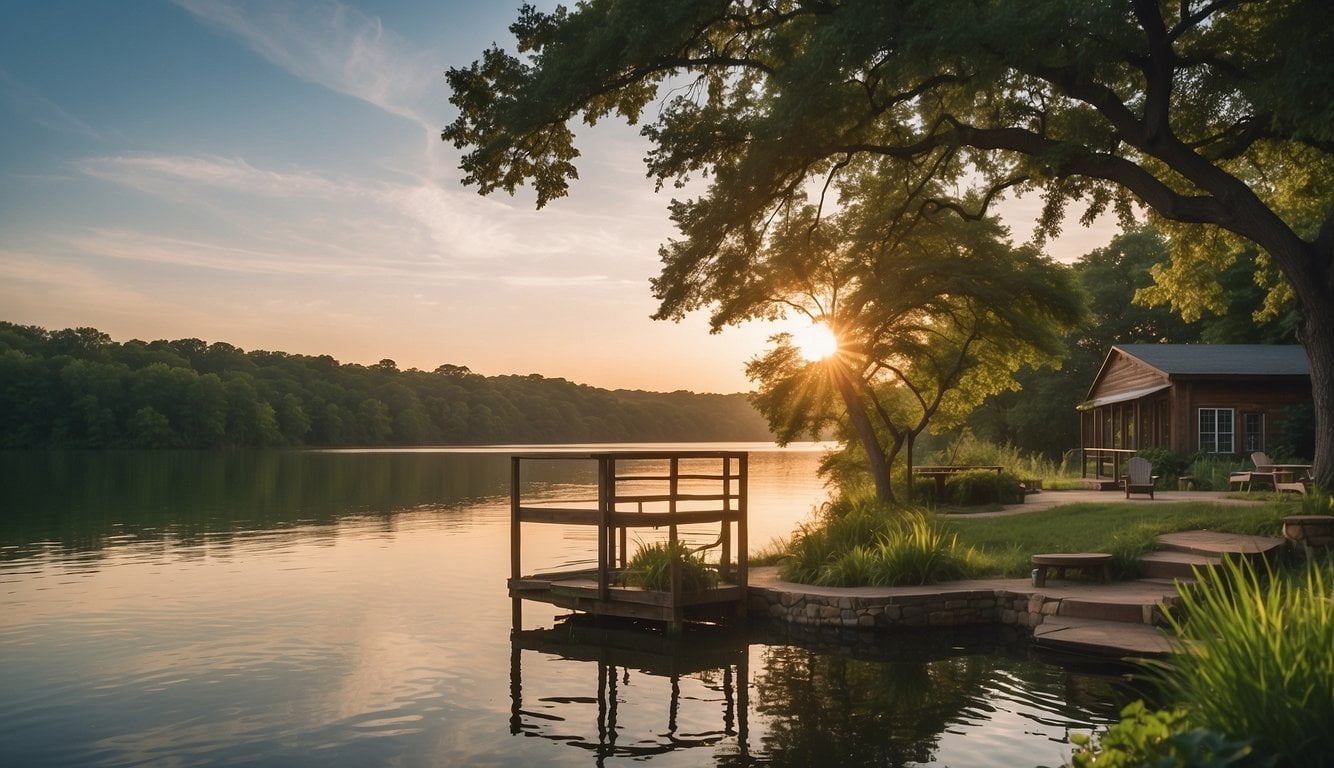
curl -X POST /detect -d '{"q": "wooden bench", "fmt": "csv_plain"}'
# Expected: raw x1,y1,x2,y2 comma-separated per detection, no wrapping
1030,553,1113,587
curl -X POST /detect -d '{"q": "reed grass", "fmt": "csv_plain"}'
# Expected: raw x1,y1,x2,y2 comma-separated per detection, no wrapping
1153,557,1334,767
621,540,718,593
780,501,968,586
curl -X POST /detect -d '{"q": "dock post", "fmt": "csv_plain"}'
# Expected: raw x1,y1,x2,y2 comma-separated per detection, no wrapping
597,456,611,603
737,452,749,622
510,455,522,632
668,457,683,634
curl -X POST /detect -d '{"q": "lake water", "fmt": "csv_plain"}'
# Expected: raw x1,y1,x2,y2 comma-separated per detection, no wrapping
0,445,1136,767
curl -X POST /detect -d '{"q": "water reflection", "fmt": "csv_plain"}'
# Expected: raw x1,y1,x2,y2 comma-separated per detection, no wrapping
511,617,750,764
0,450,524,558
513,618,1143,767
1,447,1147,767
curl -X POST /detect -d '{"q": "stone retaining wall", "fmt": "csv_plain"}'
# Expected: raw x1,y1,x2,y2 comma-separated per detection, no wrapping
748,586,1063,630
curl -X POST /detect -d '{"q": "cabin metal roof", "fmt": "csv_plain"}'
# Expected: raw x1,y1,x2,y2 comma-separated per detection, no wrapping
1113,344,1310,376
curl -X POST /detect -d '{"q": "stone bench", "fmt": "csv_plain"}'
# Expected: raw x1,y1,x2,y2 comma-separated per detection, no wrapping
1030,552,1113,588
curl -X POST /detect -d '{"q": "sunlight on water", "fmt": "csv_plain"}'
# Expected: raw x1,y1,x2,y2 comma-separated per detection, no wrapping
0,446,1133,767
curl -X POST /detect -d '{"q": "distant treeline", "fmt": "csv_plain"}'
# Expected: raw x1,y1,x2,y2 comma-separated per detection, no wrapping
0,322,773,448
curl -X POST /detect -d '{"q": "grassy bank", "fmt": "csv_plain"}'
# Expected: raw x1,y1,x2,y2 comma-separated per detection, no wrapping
947,500,1286,577
762,492,1294,585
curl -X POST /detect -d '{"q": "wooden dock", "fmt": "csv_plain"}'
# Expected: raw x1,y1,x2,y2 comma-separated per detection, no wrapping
509,451,749,630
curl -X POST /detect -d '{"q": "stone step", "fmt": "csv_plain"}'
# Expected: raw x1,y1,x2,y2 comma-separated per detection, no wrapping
1033,616,1173,658
1139,550,1221,580
1057,598,1156,625
1154,531,1285,558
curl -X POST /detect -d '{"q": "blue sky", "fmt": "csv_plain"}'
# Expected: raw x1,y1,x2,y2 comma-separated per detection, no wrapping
0,0,1120,393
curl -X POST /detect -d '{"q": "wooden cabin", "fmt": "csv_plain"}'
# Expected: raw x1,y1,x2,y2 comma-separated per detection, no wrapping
1077,345,1311,480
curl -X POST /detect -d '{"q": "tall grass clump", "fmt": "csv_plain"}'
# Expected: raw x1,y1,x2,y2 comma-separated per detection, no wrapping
1154,556,1334,766
622,540,718,593
780,497,968,587
1298,486,1333,516
1185,455,1245,491
870,511,967,585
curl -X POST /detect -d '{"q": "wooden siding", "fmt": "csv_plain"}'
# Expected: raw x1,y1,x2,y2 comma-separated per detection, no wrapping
1089,350,1169,399
1172,377,1310,453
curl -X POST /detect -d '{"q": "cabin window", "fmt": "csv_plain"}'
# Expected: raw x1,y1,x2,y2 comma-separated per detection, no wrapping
1199,408,1235,453
1243,413,1264,452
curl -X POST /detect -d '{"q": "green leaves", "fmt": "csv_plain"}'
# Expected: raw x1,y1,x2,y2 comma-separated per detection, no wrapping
1070,701,1255,768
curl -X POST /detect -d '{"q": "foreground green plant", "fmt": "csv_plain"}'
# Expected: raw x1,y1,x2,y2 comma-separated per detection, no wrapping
1069,701,1253,768
1155,557,1334,767
621,540,718,593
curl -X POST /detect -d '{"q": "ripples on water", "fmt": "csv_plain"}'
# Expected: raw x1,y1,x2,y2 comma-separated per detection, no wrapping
0,447,1139,766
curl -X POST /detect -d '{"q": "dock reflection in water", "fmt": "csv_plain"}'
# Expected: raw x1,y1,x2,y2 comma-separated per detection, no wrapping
511,617,751,763
511,616,1144,768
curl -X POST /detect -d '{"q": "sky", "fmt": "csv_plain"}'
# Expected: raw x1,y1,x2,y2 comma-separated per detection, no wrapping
0,0,1123,394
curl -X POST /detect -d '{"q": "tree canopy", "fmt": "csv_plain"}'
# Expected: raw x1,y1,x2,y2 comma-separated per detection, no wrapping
445,0,1334,485
735,180,1084,499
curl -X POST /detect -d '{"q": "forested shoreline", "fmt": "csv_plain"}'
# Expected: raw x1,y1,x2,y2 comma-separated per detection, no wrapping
0,323,773,448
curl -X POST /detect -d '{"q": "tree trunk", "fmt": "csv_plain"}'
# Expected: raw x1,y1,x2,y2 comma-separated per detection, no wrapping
1298,296,1334,488
830,362,895,502
904,432,915,494
1270,234,1334,489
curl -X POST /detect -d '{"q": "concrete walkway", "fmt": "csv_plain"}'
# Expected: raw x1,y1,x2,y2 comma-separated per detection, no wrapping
941,488,1264,518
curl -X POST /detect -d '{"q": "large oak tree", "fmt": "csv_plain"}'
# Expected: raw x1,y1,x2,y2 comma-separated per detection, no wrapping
445,0,1334,485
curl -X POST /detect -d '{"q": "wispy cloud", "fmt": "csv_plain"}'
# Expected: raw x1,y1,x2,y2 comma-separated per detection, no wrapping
0,69,102,140
172,0,437,128
70,152,666,287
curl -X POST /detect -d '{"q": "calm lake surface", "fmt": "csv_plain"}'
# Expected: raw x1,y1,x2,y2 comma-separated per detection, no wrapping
1,445,1136,767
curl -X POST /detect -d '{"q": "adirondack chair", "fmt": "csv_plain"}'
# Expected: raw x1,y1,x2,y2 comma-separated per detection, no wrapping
1248,451,1277,490
1124,456,1155,499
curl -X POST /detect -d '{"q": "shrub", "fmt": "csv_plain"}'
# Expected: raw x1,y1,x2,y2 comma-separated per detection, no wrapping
1270,403,1314,461
1135,446,1192,483
622,540,718,593
944,469,1023,506
911,476,939,507
1069,701,1254,768
1154,557,1334,766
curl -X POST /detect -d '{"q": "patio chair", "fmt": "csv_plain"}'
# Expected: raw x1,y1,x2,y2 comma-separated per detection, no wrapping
1124,456,1155,499
1228,469,1253,491
1247,451,1277,490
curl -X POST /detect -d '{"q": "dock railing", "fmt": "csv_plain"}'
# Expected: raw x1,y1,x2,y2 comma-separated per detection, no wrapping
510,451,748,627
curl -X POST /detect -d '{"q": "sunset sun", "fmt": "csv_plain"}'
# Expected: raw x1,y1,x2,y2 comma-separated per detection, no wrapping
794,322,839,362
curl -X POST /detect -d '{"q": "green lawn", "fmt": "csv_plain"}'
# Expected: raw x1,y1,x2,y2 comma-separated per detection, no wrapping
947,500,1289,578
